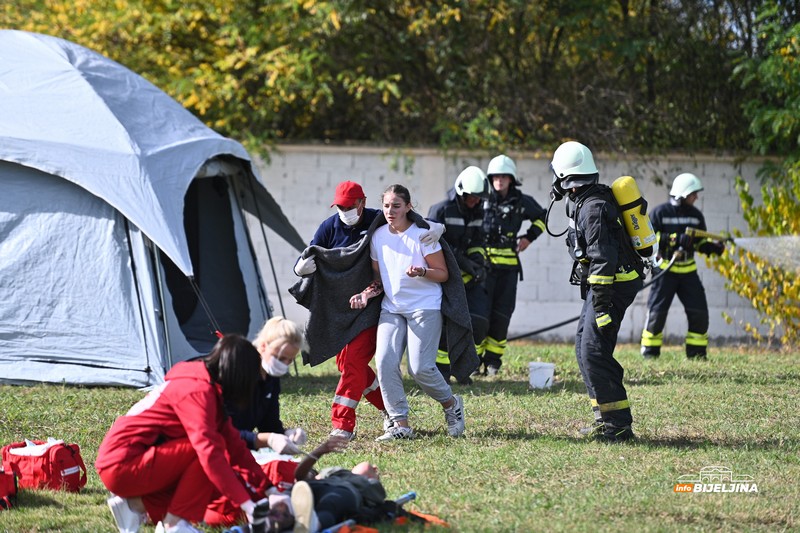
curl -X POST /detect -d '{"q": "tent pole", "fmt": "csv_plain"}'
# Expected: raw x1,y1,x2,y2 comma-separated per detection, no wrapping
231,177,272,320
123,219,152,374
153,247,175,370
244,174,299,376
246,177,288,318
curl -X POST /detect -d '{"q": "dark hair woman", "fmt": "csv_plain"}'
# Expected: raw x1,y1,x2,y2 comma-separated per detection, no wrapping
96,334,269,533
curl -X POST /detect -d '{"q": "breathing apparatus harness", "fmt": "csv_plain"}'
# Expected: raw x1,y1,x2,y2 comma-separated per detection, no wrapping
516,174,678,341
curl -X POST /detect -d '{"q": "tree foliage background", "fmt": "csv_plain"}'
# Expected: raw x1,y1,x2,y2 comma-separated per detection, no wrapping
714,1,800,346
0,0,780,154
2,0,799,344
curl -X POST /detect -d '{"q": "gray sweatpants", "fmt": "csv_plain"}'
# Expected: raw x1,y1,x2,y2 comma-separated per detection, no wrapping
375,308,453,422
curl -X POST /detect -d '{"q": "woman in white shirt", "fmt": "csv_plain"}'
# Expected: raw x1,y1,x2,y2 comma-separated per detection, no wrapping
350,184,465,441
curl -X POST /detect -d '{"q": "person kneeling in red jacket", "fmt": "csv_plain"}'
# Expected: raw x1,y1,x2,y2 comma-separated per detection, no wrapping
96,334,270,533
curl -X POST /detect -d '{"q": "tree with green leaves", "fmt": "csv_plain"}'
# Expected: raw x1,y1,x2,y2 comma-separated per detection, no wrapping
0,0,767,154
712,0,800,346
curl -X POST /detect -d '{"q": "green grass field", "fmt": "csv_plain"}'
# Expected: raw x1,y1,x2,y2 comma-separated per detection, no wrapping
1,342,798,532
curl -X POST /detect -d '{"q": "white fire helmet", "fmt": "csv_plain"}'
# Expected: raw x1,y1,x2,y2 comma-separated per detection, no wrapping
455,166,490,198
486,154,521,186
670,173,704,199
550,141,599,189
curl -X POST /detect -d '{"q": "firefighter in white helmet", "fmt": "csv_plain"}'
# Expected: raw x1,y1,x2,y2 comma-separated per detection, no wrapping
427,166,491,384
550,141,645,443
479,154,547,376
640,173,726,359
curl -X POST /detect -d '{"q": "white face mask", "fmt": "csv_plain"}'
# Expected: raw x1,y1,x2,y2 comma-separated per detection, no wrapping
337,207,360,226
262,357,290,377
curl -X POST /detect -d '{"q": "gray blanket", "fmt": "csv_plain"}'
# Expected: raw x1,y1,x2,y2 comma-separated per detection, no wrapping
289,212,479,382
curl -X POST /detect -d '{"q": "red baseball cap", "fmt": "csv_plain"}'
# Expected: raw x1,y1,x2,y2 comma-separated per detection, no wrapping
331,180,365,207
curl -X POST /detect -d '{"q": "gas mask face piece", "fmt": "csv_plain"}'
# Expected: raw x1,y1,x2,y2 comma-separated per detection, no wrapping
550,167,566,202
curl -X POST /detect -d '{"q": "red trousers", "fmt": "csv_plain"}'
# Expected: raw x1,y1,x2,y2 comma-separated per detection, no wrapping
96,438,214,523
332,325,385,432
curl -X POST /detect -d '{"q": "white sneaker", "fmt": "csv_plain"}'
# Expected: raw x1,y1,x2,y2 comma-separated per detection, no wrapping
375,425,415,442
154,519,204,533
329,428,355,440
292,481,320,533
381,410,395,431
107,495,146,533
444,394,466,437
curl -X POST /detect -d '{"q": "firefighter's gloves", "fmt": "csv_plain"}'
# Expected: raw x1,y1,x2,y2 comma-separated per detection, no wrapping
592,284,614,334
420,221,445,246
699,240,726,256
294,255,317,276
463,254,488,286
268,432,302,455
671,232,694,251
595,312,614,334
468,263,487,286
285,427,308,446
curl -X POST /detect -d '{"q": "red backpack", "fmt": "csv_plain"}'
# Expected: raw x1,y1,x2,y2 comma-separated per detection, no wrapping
1,440,87,492
0,469,16,510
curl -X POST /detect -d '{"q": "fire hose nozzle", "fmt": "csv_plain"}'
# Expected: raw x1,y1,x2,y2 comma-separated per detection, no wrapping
685,227,734,243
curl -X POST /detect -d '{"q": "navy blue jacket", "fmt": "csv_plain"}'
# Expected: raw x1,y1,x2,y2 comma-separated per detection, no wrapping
310,208,380,248
227,375,285,450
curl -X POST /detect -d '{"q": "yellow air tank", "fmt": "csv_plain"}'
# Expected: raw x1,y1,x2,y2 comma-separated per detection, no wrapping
611,175,657,258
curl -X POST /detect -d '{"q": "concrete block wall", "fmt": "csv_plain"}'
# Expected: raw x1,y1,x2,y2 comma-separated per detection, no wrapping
251,144,772,345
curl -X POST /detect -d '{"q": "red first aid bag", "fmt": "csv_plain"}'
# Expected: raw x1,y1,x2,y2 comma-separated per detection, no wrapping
1,440,87,492
0,469,17,510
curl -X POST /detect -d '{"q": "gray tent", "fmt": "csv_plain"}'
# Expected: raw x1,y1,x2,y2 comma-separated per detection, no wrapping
0,30,304,387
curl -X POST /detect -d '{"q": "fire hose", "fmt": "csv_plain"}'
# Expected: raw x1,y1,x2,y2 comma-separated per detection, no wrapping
509,222,734,341
508,250,682,341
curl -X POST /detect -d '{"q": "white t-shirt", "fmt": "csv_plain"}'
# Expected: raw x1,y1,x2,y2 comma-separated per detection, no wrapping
370,223,442,313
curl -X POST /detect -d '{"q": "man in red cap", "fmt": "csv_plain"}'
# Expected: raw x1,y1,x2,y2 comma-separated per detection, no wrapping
293,180,444,440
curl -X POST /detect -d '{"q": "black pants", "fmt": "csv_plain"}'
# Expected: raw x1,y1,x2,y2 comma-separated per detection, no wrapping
437,281,489,381
438,282,490,351
484,267,518,369
575,278,642,427
307,482,360,530
642,270,709,357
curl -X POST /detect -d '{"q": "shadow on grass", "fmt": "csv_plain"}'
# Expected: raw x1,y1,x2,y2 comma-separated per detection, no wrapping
285,372,591,398
624,367,800,386
467,426,799,451
13,489,61,508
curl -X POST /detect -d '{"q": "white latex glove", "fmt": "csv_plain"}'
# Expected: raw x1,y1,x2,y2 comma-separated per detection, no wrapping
419,220,445,245
285,427,308,446
294,255,317,276
267,432,301,455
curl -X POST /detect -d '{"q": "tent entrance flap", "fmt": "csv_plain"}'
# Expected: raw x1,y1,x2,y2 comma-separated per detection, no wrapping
160,177,250,354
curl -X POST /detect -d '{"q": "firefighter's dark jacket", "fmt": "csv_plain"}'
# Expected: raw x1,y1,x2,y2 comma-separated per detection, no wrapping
566,184,643,312
484,187,546,246
428,189,485,274
483,187,546,271
649,201,718,261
